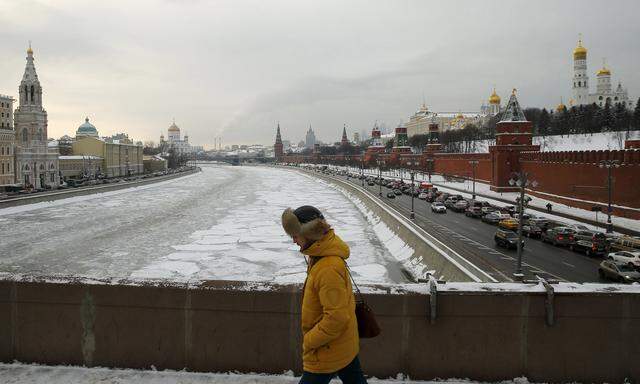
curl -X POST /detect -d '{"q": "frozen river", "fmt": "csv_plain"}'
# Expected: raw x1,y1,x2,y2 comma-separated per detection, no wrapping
0,165,406,284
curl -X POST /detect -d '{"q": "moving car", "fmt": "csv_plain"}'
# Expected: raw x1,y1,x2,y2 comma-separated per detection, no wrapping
431,202,447,213
541,227,575,247
522,218,547,238
465,206,483,218
498,218,519,231
494,229,525,250
570,230,608,257
482,212,510,225
418,192,428,200
598,260,640,283
452,199,469,212
607,251,640,268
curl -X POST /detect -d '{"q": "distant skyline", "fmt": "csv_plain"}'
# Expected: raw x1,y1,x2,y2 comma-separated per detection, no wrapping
0,0,638,147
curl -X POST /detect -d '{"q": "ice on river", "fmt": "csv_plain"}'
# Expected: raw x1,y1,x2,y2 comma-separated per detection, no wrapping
0,165,404,284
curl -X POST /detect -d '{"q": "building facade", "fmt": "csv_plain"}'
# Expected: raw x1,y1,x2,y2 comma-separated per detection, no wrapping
0,95,16,186
14,45,60,189
571,38,633,108
58,155,103,179
73,136,143,177
305,126,316,148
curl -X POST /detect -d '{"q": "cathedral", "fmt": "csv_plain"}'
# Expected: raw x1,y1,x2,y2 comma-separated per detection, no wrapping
571,38,633,109
14,44,60,189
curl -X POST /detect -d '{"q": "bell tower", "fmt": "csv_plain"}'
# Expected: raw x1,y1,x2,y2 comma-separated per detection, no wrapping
572,36,589,105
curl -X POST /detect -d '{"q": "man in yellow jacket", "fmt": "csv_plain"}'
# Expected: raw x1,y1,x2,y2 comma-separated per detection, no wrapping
282,205,367,384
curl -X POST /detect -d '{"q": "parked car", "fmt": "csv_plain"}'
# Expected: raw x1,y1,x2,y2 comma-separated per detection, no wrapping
494,229,525,250
444,198,458,209
608,236,640,253
568,224,590,231
607,251,640,268
367,181,375,186
393,189,402,196
386,192,396,199
465,206,483,218
522,218,547,238
540,220,566,234
541,227,576,247
481,206,497,215
418,192,428,200
570,230,608,257
598,260,640,283
452,199,469,212
482,212,510,225
498,218,519,231
431,202,447,213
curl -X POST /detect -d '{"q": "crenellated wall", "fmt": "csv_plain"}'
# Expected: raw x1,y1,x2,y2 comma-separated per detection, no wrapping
519,149,640,218
280,146,640,214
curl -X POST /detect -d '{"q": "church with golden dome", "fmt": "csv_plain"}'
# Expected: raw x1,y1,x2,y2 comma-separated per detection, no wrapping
571,37,633,109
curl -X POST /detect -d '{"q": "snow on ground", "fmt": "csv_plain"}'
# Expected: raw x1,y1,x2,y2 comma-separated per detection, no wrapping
0,164,405,285
459,130,640,153
352,167,640,234
0,362,537,384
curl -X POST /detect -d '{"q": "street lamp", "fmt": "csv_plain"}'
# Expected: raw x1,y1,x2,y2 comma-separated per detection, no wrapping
425,158,434,182
406,160,419,219
377,158,385,197
360,156,365,187
508,171,537,281
599,160,620,233
468,160,479,200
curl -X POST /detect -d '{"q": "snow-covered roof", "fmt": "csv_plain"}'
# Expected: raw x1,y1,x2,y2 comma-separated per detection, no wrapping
59,155,103,160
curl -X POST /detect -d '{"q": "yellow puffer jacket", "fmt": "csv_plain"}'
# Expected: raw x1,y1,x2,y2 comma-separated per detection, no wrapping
301,229,359,373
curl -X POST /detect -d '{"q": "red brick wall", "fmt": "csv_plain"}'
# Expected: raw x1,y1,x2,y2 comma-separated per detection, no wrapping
431,153,492,183
519,150,640,218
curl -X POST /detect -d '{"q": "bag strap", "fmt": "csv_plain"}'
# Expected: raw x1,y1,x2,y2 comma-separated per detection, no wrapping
343,260,365,302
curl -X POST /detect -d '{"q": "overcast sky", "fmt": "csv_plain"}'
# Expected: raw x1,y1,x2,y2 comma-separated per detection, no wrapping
0,0,638,147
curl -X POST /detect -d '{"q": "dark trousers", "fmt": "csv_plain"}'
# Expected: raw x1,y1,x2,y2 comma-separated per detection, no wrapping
299,355,368,384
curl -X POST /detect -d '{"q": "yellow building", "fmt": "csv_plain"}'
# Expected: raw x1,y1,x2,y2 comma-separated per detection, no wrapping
72,137,143,177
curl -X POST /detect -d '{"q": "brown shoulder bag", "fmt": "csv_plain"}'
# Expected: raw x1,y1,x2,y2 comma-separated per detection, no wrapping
345,262,381,339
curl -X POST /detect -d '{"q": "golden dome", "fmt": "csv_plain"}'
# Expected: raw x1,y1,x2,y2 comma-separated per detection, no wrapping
489,89,501,104
168,121,180,132
573,39,587,60
456,113,464,119
556,102,567,113
597,67,611,76
27,43,33,55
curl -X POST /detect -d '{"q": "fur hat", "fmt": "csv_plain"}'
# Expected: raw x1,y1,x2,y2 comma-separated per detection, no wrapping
281,205,329,241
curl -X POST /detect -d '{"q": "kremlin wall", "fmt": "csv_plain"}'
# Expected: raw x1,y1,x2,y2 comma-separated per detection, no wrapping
274,90,640,220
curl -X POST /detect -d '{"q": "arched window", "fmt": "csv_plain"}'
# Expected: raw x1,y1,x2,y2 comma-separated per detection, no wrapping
578,81,581,87
1,147,4,155
614,97,618,101
37,129,43,141
24,86,28,102
30,86,34,102
24,164,29,171
599,96,603,100
39,164,45,171
22,129,28,142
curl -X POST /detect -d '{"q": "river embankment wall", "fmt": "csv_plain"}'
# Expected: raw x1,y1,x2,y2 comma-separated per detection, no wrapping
0,277,637,383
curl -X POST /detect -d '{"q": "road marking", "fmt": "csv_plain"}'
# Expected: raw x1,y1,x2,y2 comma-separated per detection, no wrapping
562,261,575,268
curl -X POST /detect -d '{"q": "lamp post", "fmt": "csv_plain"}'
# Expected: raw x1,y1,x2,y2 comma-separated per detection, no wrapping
360,156,365,187
599,160,620,233
469,160,479,200
377,158,385,197
425,158,434,182
508,171,537,281
406,160,419,219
